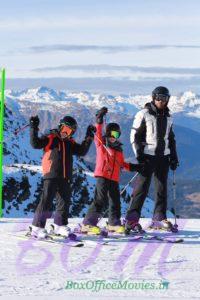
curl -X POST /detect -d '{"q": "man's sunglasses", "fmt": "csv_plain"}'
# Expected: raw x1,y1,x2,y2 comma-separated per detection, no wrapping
110,130,121,139
154,94,170,102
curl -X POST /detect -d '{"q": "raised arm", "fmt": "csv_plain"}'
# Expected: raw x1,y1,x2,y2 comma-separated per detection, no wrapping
30,116,49,149
95,107,108,147
72,125,95,156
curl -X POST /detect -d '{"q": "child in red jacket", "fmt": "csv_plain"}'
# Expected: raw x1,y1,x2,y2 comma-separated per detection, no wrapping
82,107,143,234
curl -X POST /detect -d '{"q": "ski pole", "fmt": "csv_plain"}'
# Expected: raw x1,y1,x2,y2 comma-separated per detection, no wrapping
0,68,5,218
14,124,30,136
120,172,139,195
95,133,113,157
3,123,30,144
172,170,178,229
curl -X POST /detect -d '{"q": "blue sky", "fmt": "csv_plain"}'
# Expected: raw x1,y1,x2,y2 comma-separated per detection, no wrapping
1,0,200,92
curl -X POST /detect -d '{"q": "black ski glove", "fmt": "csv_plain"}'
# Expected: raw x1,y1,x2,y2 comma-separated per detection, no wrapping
129,163,145,173
136,153,147,164
85,125,96,138
30,115,40,129
169,158,179,171
136,154,152,175
96,107,108,124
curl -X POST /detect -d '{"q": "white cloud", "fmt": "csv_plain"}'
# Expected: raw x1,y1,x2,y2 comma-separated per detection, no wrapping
1,15,200,31
28,44,200,54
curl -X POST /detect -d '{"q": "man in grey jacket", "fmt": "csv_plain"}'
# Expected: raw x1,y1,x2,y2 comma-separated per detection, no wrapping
125,86,179,233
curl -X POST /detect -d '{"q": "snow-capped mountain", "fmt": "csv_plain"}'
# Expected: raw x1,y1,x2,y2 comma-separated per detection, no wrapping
5,86,200,136
6,86,200,121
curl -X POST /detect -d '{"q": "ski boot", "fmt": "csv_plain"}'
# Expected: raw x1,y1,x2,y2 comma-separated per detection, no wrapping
29,225,48,239
149,219,178,233
80,224,102,235
124,221,145,235
106,224,125,234
48,224,77,240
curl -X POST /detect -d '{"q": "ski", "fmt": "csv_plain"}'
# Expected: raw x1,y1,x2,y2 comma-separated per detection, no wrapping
9,231,110,247
78,232,183,243
149,235,183,243
128,234,184,243
104,231,184,243
9,232,84,247
76,238,110,246
48,232,110,246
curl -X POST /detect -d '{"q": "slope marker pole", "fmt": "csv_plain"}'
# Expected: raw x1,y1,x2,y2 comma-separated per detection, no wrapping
0,68,6,217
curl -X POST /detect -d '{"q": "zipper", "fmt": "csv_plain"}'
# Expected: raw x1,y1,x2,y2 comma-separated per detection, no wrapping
62,141,66,178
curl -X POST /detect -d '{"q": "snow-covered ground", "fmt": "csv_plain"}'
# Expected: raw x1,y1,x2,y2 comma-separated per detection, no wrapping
0,218,199,299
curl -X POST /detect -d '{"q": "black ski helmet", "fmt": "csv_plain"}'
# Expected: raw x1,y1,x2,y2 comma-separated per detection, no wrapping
152,86,170,100
59,116,78,132
106,123,121,137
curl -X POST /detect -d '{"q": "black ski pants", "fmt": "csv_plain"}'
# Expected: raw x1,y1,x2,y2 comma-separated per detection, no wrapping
32,178,71,228
126,155,169,222
83,177,121,226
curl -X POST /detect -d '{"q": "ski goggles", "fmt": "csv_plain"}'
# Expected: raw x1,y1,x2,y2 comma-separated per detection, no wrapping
154,94,170,102
60,124,75,136
110,130,121,139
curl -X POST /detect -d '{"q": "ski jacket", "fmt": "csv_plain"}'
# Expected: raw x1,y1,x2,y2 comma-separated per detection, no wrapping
94,123,131,182
30,128,92,180
130,102,178,160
